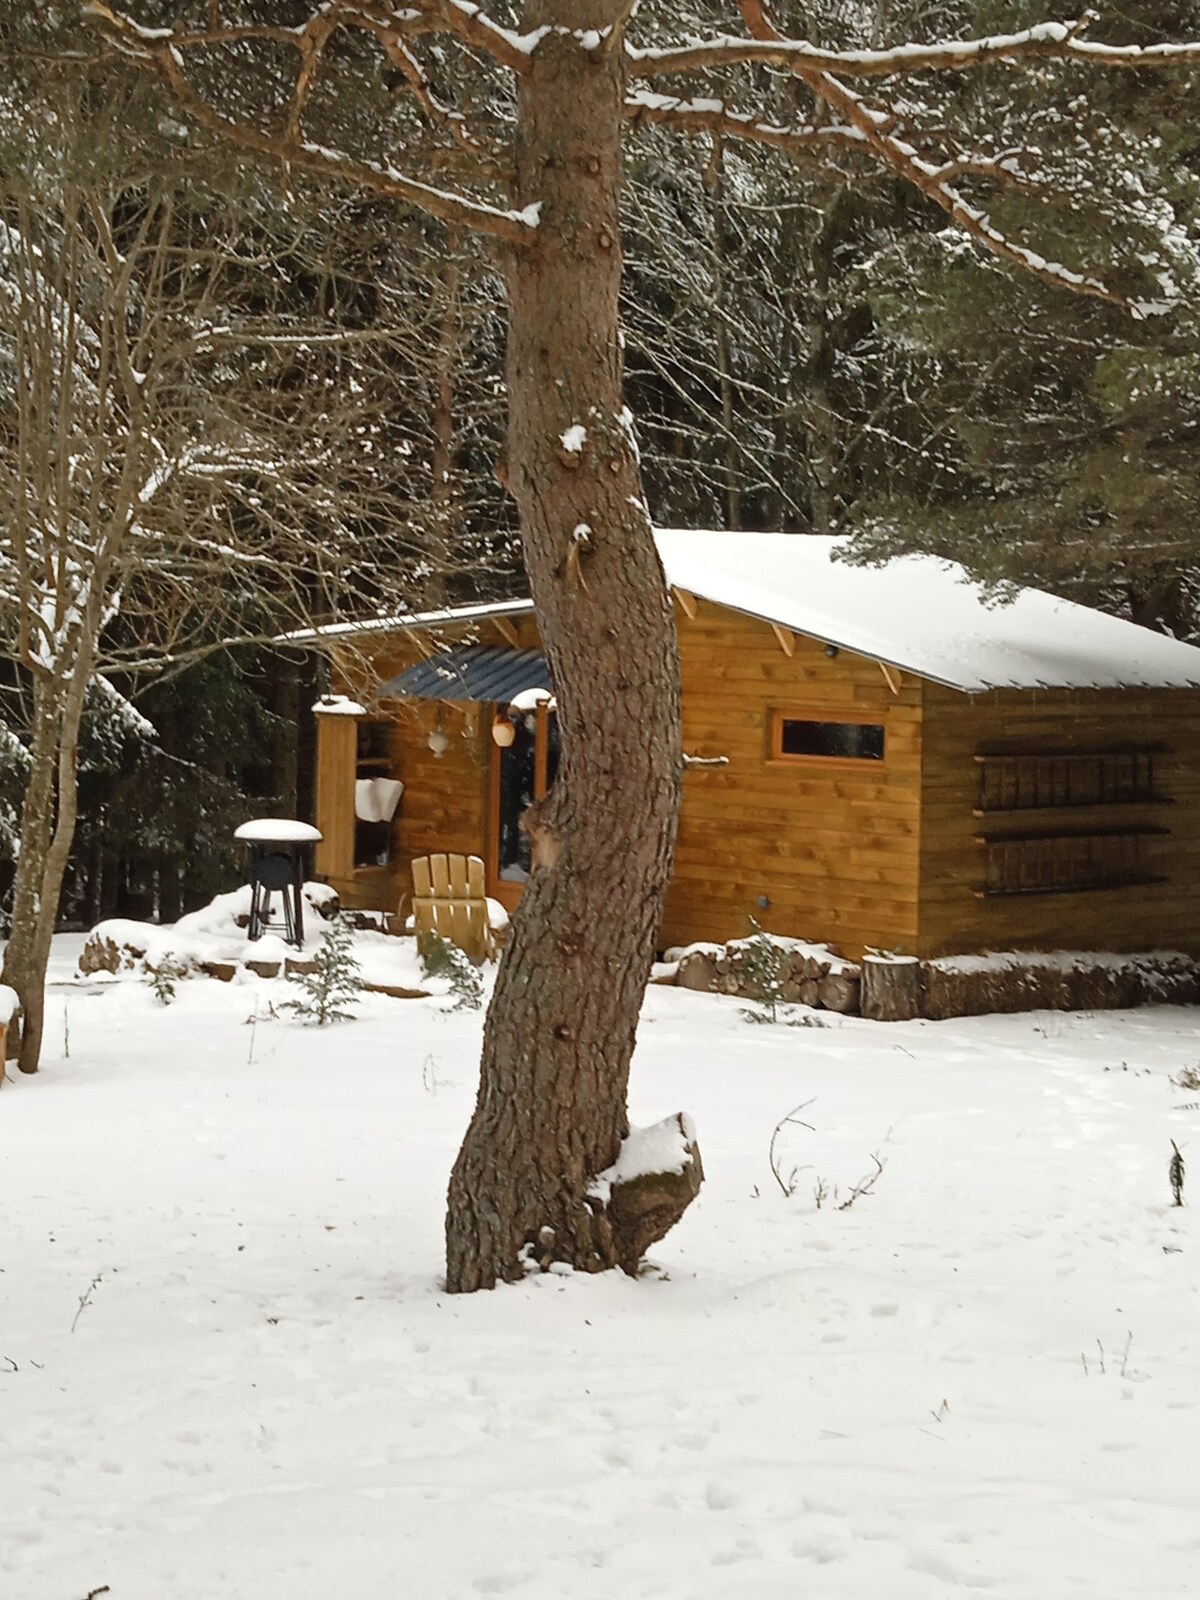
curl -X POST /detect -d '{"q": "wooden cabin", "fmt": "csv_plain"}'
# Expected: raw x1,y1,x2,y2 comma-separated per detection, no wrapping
307,531,1200,961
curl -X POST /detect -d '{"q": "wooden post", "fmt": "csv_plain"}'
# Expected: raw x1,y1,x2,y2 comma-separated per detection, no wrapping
313,710,358,887
861,955,923,1022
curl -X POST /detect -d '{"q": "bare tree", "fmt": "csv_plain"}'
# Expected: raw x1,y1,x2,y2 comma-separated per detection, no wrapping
0,60,486,1073
83,0,1200,1290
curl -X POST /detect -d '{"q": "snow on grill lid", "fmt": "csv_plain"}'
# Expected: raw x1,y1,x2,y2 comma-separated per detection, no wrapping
234,819,323,844
654,530,1200,692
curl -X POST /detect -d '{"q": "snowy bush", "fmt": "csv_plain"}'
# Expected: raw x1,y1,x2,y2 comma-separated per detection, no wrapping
147,954,185,1006
418,931,484,1012
740,917,786,1024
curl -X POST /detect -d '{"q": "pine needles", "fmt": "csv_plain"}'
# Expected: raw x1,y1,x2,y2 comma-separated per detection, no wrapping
284,915,362,1025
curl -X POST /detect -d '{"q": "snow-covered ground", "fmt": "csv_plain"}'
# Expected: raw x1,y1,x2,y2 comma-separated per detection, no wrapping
4,937,1200,1599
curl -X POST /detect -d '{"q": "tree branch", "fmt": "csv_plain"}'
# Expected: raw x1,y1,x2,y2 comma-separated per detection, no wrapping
625,89,866,161
628,13,1200,82
346,11,507,170
84,3,535,245
376,0,535,76
731,1,1130,309
85,0,534,74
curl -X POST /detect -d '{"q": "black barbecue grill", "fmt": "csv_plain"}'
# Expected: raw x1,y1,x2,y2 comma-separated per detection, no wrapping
234,820,323,948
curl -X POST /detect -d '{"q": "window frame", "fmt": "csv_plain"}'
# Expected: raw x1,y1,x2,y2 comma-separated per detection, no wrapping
768,708,888,768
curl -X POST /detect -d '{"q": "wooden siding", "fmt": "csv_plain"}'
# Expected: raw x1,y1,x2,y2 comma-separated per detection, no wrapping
314,627,502,914
311,602,1200,960
917,683,1200,957
663,598,924,956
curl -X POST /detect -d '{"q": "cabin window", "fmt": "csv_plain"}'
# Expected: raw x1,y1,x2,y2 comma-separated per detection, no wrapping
977,827,1167,897
354,719,393,867
771,712,885,763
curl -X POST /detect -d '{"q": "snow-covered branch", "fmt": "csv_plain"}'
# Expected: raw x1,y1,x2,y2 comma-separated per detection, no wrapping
628,12,1200,83
84,3,533,243
625,88,865,160
720,2,1139,310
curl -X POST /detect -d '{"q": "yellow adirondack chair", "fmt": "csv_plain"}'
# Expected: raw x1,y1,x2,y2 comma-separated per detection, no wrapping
410,853,494,964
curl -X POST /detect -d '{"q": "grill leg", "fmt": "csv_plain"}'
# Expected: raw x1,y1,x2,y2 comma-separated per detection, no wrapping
282,889,297,949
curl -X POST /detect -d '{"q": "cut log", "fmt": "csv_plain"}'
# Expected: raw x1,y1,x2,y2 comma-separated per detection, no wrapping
817,970,861,1014
676,950,719,992
861,955,923,1022
593,1113,704,1275
362,980,432,1000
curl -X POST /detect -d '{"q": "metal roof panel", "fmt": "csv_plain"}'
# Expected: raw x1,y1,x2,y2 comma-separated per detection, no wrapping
379,644,551,703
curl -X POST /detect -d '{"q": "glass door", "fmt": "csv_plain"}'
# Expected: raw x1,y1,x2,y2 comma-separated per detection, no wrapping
489,703,559,908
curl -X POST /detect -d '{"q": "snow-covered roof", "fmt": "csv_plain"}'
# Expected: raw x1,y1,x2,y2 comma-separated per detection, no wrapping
656,530,1200,692
287,531,1200,693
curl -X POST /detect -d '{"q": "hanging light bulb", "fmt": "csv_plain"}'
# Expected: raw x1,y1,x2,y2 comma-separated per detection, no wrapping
427,726,450,758
491,715,516,748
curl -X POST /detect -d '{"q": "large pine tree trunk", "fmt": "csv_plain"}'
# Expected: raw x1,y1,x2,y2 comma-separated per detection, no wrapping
445,5,692,1292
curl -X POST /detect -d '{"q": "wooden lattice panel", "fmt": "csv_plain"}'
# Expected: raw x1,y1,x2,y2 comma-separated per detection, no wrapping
975,750,1163,813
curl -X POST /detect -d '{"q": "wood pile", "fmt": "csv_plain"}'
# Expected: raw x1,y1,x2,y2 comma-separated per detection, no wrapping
674,939,861,1014
922,953,1200,1020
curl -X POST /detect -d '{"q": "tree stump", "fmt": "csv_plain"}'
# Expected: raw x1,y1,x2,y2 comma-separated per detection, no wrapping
861,955,923,1022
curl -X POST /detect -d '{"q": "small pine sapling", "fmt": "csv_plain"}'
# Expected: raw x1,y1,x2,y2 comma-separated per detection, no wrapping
741,916,786,1024
147,955,184,1005
284,914,362,1025
419,930,484,1011
1170,1140,1185,1207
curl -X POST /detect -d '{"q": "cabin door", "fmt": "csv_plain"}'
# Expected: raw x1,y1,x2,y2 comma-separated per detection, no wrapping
487,702,559,911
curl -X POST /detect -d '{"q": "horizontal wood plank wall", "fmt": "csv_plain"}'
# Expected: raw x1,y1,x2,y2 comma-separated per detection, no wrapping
918,683,1200,957
663,599,923,957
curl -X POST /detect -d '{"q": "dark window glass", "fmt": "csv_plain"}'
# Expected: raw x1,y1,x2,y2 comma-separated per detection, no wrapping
356,721,391,764
497,711,560,884
779,719,885,761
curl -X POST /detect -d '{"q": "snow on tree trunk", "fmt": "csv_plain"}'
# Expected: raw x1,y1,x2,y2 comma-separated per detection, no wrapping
444,5,695,1293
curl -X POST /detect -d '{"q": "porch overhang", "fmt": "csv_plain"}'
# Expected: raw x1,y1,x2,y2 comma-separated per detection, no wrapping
379,644,551,704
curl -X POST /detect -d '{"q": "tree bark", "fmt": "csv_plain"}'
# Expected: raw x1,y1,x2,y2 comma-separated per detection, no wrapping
2,683,62,1069
445,5,691,1292
2,650,91,1073
861,954,923,1022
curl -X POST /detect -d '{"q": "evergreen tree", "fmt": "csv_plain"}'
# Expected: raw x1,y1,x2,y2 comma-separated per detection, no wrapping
740,917,787,1024
285,915,362,1027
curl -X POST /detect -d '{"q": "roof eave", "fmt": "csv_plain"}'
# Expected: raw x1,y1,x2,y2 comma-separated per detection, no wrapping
280,597,536,647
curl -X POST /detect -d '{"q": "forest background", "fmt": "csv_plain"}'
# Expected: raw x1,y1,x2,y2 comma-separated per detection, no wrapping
4,0,1199,931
